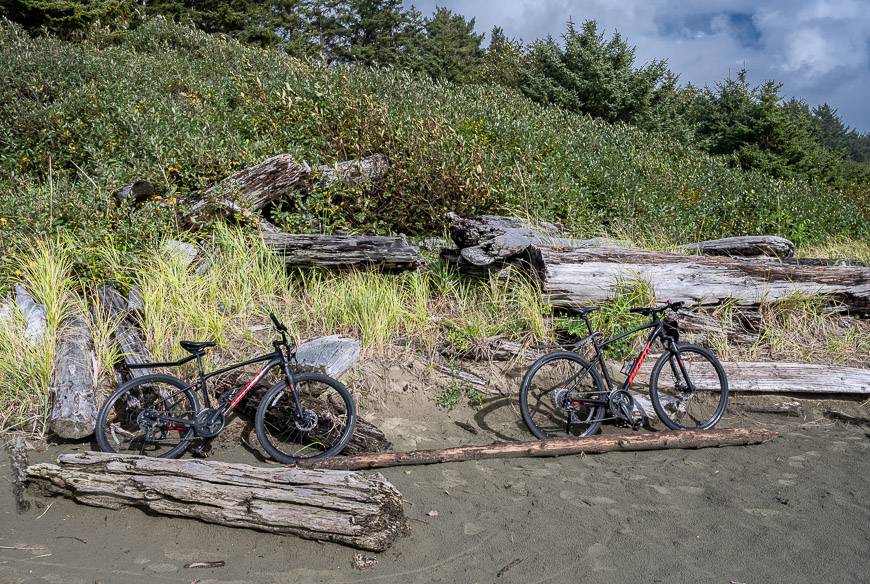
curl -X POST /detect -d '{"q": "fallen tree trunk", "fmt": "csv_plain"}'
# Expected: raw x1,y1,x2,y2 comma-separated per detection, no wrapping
26,452,406,551
638,361,870,395
49,313,98,439
528,245,870,315
680,235,795,259
95,286,154,379
14,285,47,344
185,154,389,226
263,232,424,271
302,428,777,471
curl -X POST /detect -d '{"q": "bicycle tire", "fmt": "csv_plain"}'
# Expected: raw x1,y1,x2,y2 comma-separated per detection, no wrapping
649,344,729,430
254,372,357,463
519,351,607,440
95,374,200,458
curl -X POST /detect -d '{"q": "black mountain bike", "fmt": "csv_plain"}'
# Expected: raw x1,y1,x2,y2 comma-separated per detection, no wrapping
519,301,728,439
95,313,356,463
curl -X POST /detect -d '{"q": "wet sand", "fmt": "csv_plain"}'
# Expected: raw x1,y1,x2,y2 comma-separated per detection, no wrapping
2,392,869,584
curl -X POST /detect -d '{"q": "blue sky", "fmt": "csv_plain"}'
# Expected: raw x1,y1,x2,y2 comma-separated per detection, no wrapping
406,0,870,132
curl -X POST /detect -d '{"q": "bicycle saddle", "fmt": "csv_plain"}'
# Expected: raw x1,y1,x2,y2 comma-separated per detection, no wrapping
180,340,216,354
563,306,599,317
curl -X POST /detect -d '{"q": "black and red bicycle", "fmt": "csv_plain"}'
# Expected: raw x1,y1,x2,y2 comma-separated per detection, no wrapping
519,301,729,439
94,313,356,463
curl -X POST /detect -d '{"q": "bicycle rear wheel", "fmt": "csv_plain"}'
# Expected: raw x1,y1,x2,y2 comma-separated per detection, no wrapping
95,374,200,458
254,373,356,463
519,352,606,439
649,344,728,430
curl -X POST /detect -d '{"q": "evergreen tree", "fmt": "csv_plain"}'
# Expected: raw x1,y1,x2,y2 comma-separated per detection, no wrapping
1,0,132,35
417,7,483,83
520,20,673,125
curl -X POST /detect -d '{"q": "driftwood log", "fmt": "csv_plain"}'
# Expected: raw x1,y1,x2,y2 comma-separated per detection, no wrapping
14,285,47,344
295,334,361,379
26,452,406,551
680,236,796,259
49,313,98,439
637,361,870,395
527,246,870,315
314,154,389,187
263,232,424,271
302,428,777,471
96,286,154,379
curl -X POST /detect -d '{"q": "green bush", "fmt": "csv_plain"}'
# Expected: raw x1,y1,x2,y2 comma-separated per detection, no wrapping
1,18,867,258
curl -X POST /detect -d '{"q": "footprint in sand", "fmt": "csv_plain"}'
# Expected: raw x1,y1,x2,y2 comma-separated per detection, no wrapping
587,542,612,572
787,455,806,468
559,490,615,507
146,563,178,574
676,485,705,496
777,479,796,486
648,485,671,495
743,508,782,518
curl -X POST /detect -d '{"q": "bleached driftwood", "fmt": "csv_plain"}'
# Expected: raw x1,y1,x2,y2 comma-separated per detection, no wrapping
315,154,389,187
49,313,98,439
638,361,870,395
14,285,47,344
680,236,796,259
263,232,424,271
26,452,406,551
302,428,778,471
295,335,361,379
528,246,870,315
95,286,153,379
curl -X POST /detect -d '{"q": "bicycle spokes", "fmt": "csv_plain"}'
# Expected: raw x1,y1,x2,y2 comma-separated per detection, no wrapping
655,350,724,428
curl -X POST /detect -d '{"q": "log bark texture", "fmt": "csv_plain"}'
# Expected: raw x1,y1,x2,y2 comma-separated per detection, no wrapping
263,232,424,271
680,236,796,259
49,313,98,439
26,452,406,551
315,155,389,187
528,246,870,315
96,286,154,379
637,360,870,395
302,428,777,471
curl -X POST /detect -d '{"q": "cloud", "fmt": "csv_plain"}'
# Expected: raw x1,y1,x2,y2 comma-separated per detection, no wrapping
405,0,870,131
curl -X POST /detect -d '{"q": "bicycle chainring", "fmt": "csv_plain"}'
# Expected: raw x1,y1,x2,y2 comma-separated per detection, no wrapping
609,390,635,418
194,409,226,438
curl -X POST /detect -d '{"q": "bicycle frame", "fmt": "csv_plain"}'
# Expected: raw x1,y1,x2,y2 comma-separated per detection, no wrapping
129,339,301,429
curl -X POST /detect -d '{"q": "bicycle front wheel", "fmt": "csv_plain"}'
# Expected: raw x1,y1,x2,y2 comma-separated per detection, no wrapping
649,344,728,430
95,374,200,458
254,373,357,463
519,352,606,440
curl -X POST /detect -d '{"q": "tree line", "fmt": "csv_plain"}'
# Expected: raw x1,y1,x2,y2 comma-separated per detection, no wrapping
4,0,869,187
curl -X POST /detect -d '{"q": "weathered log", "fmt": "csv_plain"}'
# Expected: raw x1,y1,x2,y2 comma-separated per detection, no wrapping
26,452,406,551
528,245,870,315
302,428,777,471
315,154,389,187
14,284,47,344
113,179,157,205
95,285,153,379
49,313,98,439
822,409,870,427
8,437,30,512
680,235,796,259
733,401,804,417
263,232,424,271
445,213,624,271
638,361,870,395
295,334,361,379
669,310,760,346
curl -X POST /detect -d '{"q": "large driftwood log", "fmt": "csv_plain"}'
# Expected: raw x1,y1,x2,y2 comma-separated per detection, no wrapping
315,154,389,187
49,313,98,439
445,213,624,270
96,286,153,379
26,452,406,551
680,236,796,259
263,232,424,271
295,334,361,379
302,428,777,471
637,361,870,395
528,246,870,315
14,285,47,344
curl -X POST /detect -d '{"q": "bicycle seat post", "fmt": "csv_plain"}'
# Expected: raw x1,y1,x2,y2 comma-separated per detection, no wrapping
195,353,206,381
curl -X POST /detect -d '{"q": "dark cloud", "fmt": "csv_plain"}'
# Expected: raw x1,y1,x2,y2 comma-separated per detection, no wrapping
406,0,870,131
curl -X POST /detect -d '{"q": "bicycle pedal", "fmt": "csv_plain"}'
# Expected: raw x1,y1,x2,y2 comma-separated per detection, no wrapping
192,442,212,458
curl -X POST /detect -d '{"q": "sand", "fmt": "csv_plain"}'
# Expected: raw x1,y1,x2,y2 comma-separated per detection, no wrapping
2,362,869,583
